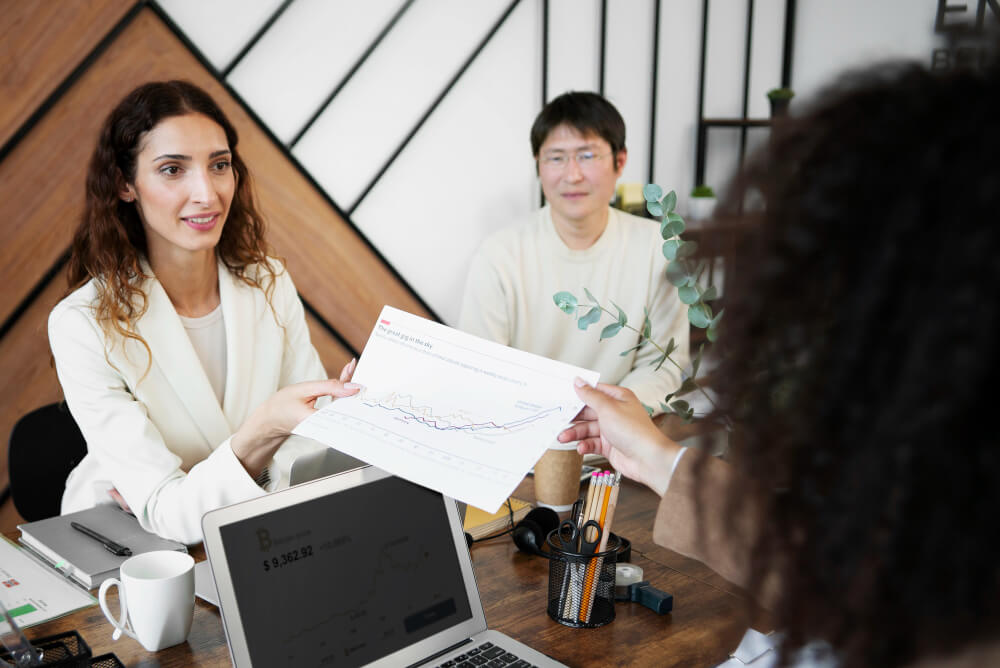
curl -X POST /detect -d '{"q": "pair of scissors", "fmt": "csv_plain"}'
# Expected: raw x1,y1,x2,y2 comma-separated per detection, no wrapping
555,519,603,554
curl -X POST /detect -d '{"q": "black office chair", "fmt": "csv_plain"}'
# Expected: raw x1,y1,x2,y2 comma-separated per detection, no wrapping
7,402,88,521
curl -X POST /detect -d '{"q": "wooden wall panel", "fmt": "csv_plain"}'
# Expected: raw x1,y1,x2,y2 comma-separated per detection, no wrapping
0,7,428,348
0,0,134,149
306,315,354,376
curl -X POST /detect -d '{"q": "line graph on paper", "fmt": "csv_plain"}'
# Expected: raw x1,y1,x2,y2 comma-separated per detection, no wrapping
292,306,600,512
358,389,562,436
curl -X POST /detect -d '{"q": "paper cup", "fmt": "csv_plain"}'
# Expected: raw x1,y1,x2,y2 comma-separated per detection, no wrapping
534,445,584,512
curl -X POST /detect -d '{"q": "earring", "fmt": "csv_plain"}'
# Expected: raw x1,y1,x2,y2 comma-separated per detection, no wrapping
123,195,133,202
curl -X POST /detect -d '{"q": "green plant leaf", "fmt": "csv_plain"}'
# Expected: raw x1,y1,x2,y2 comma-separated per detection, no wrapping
677,285,700,305
677,378,698,396
665,260,688,287
701,285,718,301
688,303,711,328
611,300,627,326
663,190,677,214
662,239,681,261
670,399,691,414
653,351,668,370
642,306,651,339
577,306,601,330
643,184,663,202
706,308,724,342
677,239,699,258
642,403,655,417
692,343,704,377
553,291,578,314
646,201,664,217
664,337,677,356
600,323,622,340
663,217,685,238
619,344,642,356
583,287,597,304
659,402,672,414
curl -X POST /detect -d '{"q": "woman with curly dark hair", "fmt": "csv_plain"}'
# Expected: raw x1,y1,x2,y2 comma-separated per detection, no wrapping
559,60,1000,667
49,81,358,544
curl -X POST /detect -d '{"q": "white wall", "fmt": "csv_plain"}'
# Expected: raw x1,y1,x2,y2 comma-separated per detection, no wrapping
158,0,949,326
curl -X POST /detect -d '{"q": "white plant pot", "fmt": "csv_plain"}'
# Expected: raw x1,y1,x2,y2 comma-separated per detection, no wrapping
687,196,717,221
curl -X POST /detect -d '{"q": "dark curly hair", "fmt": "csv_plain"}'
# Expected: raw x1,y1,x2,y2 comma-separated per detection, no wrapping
66,80,275,366
711,61,1000,666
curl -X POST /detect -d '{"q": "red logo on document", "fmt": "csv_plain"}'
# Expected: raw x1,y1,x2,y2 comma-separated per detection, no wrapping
380,320,390,325
2,578,19,588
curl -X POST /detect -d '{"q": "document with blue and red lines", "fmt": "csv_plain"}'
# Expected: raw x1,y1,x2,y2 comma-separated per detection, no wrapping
293,306,599,512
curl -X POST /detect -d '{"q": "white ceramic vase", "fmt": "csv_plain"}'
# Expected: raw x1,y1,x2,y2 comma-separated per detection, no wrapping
687,196,717,221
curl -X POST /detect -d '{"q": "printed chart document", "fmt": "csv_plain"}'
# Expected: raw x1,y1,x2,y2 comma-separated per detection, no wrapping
0,538,95,628
293,306,599,512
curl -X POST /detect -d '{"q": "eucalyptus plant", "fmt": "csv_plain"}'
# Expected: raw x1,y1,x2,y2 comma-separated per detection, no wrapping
553,184,723,422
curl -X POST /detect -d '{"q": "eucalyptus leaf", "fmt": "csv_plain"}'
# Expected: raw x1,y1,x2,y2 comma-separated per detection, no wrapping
577,306,602,330
688,303,711,328
664,337,677,356
662,239,681,261
663,190,677,214
670,400,691,414
710,308,725,327
677,285,700,305
692,343,704,377
611,300,627,326
665,260,689,287
701,286,718,301
677,239,699,258
619,344,642,356
642,403,655,417
659,402,672,414
653,351,668,370
663,218,685,238
600,323,622,340
646,201,664,217
707,325,719,342
678,378,698,395
583,287,597,304
553,291,578,314
643,184,663,202
642,306,651,339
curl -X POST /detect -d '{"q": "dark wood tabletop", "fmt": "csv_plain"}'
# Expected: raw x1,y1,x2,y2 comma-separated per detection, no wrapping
10,474,771,667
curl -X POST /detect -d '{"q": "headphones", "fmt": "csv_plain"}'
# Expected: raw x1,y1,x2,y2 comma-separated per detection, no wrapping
462,506,559,556
510,507,559,556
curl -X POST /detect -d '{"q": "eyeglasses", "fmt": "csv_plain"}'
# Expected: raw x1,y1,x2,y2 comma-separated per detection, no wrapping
538,151,612,170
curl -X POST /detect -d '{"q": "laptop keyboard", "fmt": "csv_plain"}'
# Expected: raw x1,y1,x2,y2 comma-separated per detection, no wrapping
437,641,537,668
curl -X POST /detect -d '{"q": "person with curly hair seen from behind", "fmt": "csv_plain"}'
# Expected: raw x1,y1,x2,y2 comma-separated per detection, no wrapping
49,81,359,544
558,59,1000,667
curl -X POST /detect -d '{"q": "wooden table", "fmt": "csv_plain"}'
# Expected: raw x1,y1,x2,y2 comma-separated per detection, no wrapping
11,477,770,667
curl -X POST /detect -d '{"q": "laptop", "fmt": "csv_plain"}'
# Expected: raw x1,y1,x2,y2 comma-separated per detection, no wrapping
288,447,368,486
201,466,566,667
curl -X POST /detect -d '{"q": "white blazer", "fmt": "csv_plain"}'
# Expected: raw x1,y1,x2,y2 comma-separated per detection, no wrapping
48,260,329,544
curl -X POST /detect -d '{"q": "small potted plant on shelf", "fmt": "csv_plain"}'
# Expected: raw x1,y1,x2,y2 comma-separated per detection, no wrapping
687,184,716,221
766,87,794,117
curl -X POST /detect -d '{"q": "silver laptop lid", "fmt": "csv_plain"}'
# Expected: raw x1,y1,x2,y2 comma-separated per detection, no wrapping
288,447,368,486
202,467,488,667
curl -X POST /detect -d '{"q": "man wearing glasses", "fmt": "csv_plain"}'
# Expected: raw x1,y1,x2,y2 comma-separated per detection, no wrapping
459,92,688,414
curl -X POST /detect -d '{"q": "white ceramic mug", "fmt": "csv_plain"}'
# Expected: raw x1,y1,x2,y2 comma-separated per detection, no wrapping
98,550,195,652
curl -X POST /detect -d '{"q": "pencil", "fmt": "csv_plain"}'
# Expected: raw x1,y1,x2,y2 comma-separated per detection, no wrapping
584,474,621,622
578,474,613,621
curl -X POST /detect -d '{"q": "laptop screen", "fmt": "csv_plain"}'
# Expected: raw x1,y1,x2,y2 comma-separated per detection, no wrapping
217,476,474,666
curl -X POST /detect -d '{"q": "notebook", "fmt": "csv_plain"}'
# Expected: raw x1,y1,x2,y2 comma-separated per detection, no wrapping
202,466,567,667
463,497,531,540
18,504,187,590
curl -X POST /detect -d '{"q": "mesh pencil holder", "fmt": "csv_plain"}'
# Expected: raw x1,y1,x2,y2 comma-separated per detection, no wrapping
0,630,90,667
545,532,620,628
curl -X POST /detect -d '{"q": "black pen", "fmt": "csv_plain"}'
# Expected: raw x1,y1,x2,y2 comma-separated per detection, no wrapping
71,522,132,556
